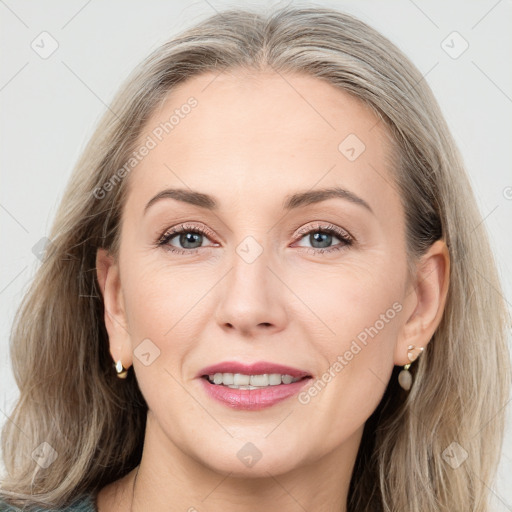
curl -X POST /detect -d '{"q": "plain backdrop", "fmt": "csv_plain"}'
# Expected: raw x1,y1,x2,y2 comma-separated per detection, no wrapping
1,0,511,508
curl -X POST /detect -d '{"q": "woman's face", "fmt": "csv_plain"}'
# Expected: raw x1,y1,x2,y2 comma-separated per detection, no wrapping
99,70,427,477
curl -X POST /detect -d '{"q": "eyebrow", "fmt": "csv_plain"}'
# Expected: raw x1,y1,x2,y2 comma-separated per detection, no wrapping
144,188,216,213
144,186,373,215
283,186,373,214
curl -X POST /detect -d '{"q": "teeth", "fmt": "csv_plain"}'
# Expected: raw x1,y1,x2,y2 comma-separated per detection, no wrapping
250,374,268,386
234,374,250,386
268,373,282,385
207,372,303,388
222,373,234,385
281,375,293,384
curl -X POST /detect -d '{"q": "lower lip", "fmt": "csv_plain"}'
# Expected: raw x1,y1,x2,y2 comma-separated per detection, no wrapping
199,377,312,410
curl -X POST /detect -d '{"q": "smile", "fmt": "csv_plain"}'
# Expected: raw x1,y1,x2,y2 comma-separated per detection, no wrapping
203,372,304,389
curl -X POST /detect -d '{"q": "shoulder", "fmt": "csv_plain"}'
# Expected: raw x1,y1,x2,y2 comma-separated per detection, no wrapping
0,493,97,511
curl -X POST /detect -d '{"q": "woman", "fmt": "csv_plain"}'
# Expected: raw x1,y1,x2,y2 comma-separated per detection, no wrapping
1,5,509,512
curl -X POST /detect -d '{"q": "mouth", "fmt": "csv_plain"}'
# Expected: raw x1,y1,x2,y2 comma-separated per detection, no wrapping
196,361,313,410
201,373,311,390
197,360,312,387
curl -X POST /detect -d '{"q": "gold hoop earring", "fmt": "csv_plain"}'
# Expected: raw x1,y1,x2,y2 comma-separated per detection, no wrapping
398,344,424,391
114,360,129,379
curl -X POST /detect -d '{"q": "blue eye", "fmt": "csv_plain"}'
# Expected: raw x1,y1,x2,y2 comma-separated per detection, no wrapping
293,223,353,254
157,223,215,255
157,222,354,256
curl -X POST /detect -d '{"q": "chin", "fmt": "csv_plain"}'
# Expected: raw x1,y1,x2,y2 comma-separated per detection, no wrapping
191,438,307,477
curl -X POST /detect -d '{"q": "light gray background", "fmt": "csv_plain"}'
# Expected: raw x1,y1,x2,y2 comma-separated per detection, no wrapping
1,0,511,508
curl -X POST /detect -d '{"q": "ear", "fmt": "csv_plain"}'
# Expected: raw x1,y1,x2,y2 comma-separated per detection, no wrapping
96,248,133,370
394,239,450,365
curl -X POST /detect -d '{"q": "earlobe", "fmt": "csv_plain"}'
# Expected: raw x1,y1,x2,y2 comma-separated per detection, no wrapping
95,248,133,370
395,240,450,366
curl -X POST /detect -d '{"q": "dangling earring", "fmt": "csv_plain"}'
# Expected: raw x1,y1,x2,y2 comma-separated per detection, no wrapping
398,344,424,391
114,360,129,379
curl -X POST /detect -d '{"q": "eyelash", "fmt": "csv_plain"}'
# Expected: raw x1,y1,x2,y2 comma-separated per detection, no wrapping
156,222,354,256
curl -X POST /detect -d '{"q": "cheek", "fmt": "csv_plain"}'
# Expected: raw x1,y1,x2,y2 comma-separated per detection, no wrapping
120,257,221,370
289,250,404,354
290,258,403,433
122,256,205,330
119,259,212,417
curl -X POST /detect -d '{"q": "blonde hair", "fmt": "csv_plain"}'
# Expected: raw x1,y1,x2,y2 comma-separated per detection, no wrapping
1,5,510,511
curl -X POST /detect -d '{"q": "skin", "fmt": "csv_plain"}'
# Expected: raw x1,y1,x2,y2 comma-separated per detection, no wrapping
95,69,449,512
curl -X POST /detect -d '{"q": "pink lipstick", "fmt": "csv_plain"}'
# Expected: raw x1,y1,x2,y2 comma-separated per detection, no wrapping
197,361,312,411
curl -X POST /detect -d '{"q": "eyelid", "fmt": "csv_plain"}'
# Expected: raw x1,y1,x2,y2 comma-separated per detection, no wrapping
157,220,355,255
297,220,352,238
294,221,353,241
157,222,217,244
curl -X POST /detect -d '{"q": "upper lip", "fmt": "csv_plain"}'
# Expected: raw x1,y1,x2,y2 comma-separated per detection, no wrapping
197,361,312,379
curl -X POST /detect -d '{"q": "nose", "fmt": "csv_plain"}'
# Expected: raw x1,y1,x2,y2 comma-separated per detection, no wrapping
214,245,288,337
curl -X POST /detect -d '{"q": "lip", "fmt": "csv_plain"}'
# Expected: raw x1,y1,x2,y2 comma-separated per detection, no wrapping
196,361,311,379
199,375,312,410
196,361,313,411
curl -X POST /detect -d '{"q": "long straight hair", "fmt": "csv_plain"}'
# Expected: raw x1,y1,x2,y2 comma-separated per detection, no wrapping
1,6,510,511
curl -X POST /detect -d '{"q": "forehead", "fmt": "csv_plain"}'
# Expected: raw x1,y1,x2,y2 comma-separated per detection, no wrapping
126,69,400,219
